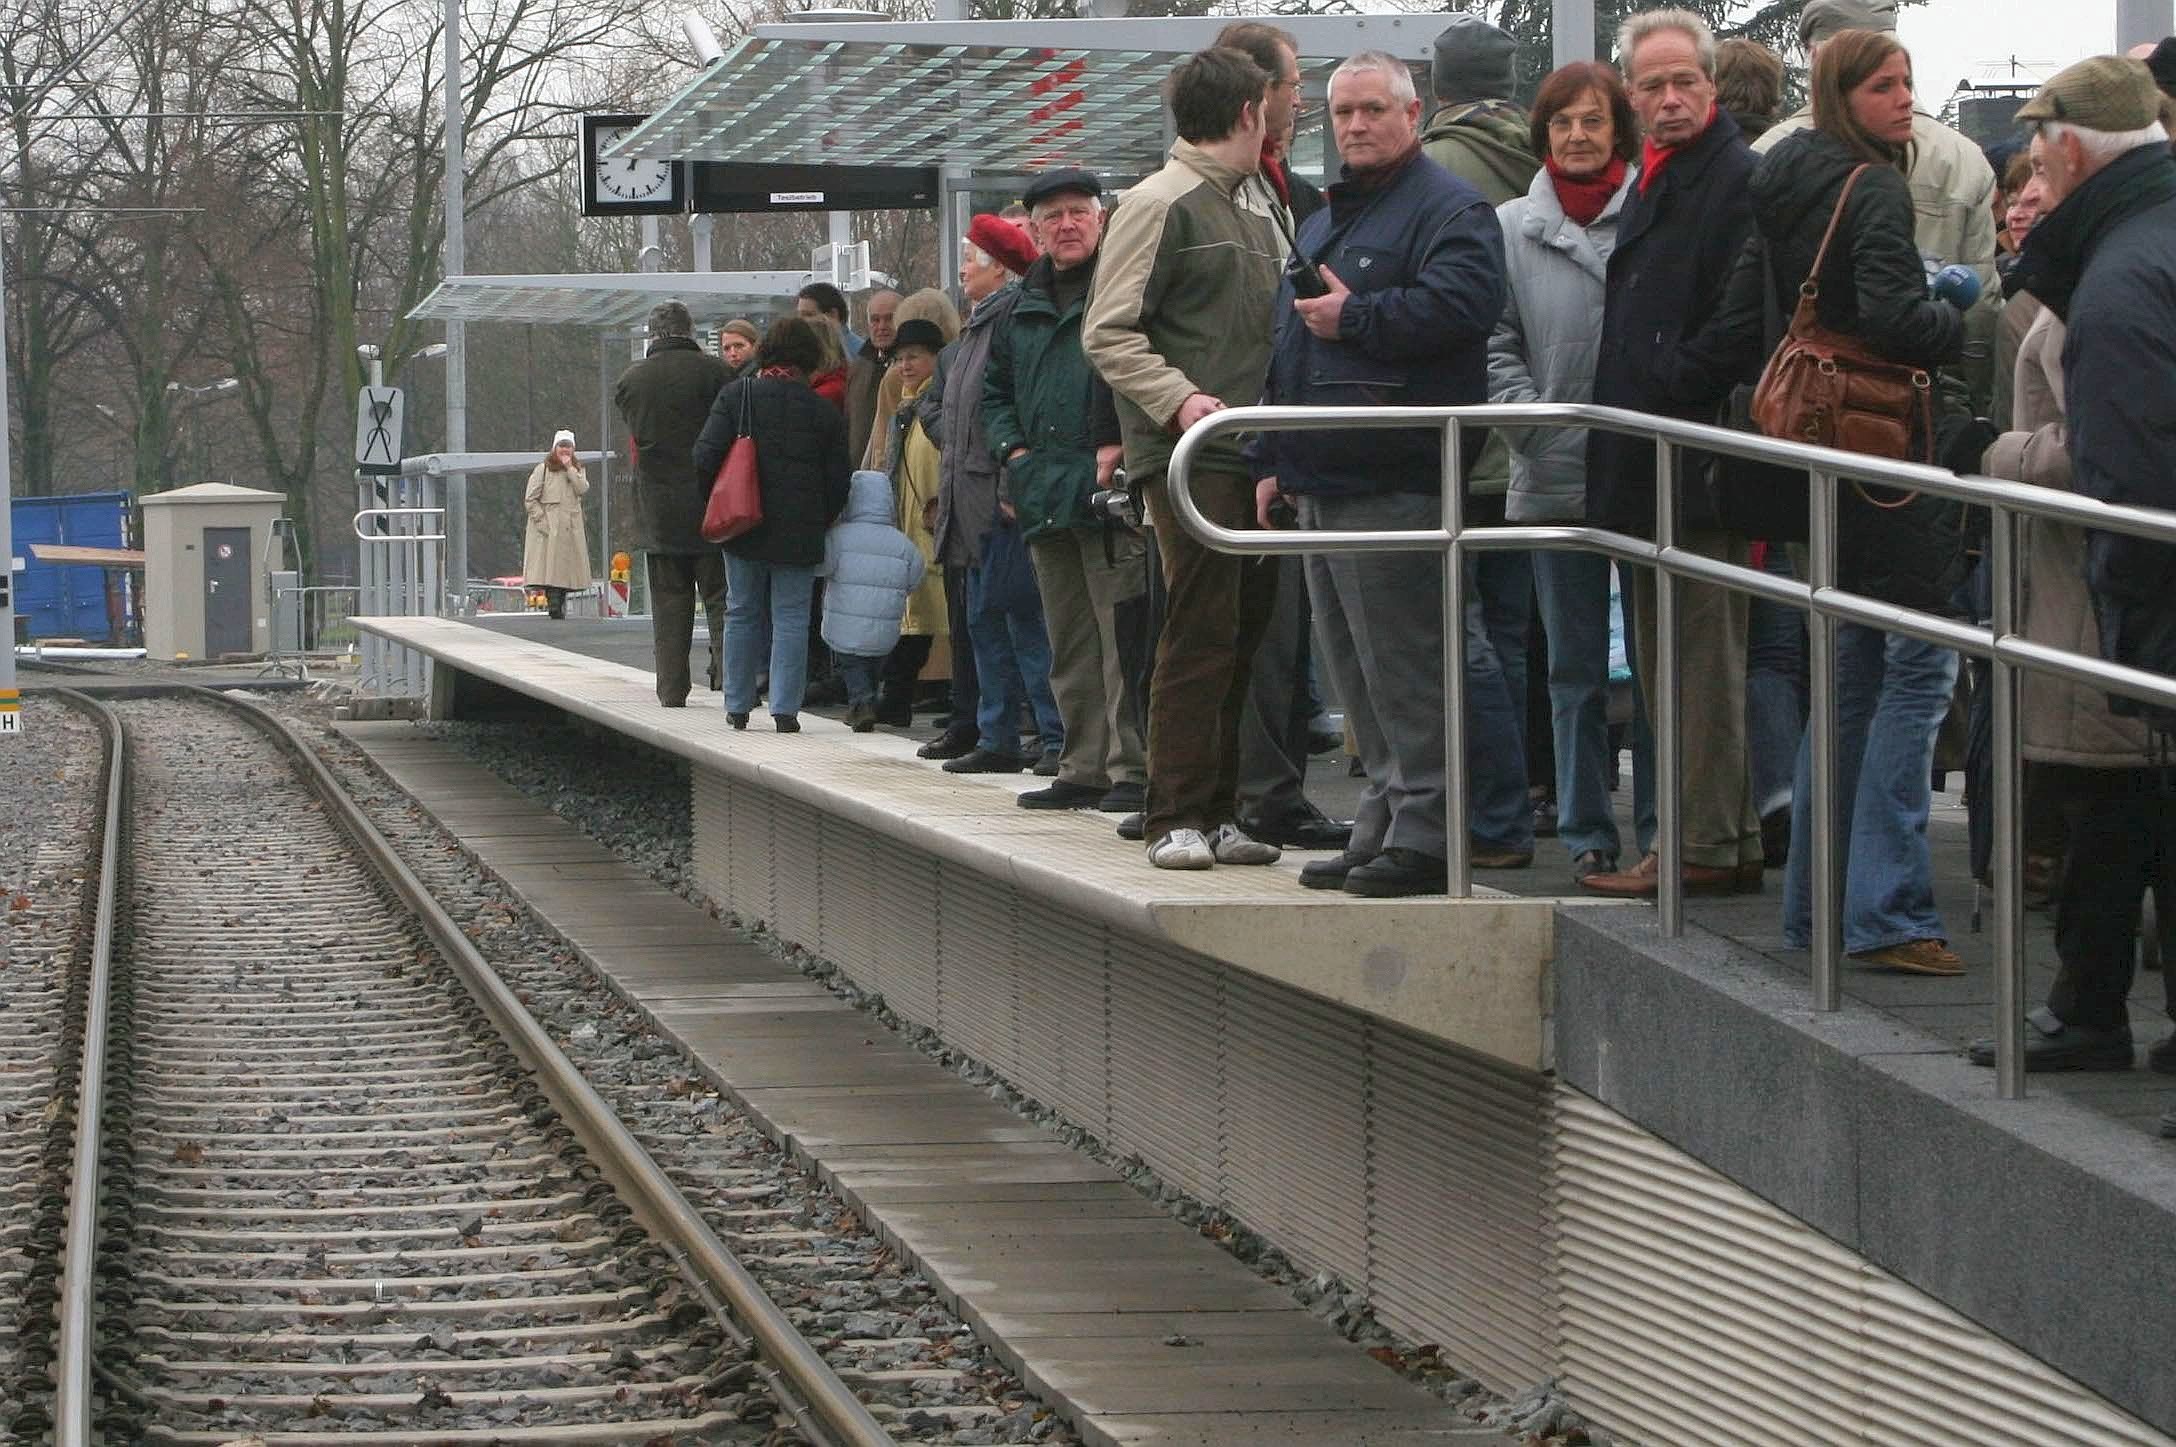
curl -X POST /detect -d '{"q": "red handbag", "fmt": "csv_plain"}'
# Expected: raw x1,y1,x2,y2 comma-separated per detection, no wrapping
701,381,763,543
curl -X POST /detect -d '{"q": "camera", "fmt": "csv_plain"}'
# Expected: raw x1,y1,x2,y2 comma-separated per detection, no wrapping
1266,493,1298,529
1089,467,1141,530
1285,253,1330,300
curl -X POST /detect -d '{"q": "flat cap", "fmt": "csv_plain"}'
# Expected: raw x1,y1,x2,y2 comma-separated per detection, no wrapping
2015,55,2164,132
1799,0,1898,48
1021,167,1102,210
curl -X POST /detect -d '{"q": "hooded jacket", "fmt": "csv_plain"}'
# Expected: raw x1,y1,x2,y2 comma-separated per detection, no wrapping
821,470,927,659
1699,128,1966,612
613,335,731,553
1083,139,1284,482
1489,163,1638,522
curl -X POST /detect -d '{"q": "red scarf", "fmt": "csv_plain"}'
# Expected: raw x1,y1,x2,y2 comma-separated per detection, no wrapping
1638,104,1716,195
1547,155,1627,226
1259,135,1292,208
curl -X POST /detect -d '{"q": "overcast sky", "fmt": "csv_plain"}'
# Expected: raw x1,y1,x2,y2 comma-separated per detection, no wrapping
1897,0,2151,107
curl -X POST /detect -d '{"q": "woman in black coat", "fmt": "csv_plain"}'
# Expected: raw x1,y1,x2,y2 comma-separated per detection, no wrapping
691,315,853,731
1710,29,1970,977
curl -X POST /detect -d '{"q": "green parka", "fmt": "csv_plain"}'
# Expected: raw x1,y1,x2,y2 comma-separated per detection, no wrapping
983,252,1123,543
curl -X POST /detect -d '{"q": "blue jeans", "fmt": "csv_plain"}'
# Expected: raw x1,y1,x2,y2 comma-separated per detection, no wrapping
966,526,1063,759
836,652,884,708
1469,548,1535,853
1534,549,1655,862
722,553,816,718
1746,547,1808,820
1783,624,1960,952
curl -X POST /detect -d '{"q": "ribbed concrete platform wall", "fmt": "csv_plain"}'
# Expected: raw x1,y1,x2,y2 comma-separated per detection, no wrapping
1547,1088,2170,1446
692,765,1558,1395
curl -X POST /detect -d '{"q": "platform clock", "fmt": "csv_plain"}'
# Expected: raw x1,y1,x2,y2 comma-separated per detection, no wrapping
580,113,684,217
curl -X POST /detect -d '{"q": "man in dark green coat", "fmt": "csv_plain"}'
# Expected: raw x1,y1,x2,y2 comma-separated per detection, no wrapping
984,168,1144,815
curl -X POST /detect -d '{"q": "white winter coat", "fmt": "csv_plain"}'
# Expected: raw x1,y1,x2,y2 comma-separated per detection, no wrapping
1487,165,1637,522
522,460,591,591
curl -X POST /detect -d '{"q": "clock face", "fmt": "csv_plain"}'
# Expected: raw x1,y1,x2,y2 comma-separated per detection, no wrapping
581,114,682,216
596,126,673,201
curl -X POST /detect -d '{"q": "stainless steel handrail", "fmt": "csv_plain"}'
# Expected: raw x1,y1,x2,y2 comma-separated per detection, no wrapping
1166,400,2176,1100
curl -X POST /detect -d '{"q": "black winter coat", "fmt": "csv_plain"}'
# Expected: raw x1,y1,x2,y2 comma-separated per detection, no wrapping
1585,110,1757,533
2015,142,2176,725
690,375,852,569
613,336,732,554
1701,129,1967,611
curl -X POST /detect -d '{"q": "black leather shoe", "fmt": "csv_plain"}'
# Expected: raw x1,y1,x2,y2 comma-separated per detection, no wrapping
726,712,748,729
1300,850,1372,890
916,730,976,761
1116,812,1145,841
1032,750,1062,778
941,748,1024,775
1345,847,1450,898
1018,779,1105,809
774,715,800,733
1097,782,1145,814
1967,1007,2134,1071
1241,812,1353,851
876,693,914,728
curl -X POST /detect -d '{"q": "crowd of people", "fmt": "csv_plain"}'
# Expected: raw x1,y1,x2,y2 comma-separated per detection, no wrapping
602,4,2176,1116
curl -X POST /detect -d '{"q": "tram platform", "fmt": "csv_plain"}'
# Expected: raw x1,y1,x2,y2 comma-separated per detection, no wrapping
358,614,2176,1445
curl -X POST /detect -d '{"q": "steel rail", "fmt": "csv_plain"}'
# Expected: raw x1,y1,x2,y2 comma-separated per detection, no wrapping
48,689,122,1447
1167,400,2176,1102
198,688,892,1447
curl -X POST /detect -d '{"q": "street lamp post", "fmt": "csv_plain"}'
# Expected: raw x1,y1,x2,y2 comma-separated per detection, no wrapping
164,378,240,484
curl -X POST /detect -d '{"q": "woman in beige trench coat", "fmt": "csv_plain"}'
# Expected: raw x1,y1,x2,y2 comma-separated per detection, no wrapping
523,430,592,618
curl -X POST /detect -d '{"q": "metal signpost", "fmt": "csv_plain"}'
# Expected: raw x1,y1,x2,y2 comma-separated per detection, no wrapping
0,220,17,735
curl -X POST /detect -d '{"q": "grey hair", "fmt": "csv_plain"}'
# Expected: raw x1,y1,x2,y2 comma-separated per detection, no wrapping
2041,117,2170,163
961,241,993,269
1331,50,1419,106
1617,8,1718,78
1028,192,1104,220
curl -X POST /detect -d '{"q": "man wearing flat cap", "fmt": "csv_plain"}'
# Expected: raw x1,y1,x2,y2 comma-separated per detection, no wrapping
981,168,1148,815
1977,56,2176,1137
1754,0,2000,411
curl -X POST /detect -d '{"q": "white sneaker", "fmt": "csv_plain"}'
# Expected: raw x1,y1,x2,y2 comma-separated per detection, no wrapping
1209,821,1281,865
1147,828,1215,870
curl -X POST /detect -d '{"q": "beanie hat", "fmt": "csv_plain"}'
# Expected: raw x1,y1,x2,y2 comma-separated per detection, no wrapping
1431,14,1518,104
891,318,948,353
2015,55,2164,133
1798,0,1898,48
966,213,1038,276
551,429,576,449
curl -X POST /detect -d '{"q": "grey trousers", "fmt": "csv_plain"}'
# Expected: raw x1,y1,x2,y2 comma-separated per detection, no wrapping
646,550,726,706
1629,529,1762,868
1030,527,1148,790
1301,492,1448,860
1236,552,1317,824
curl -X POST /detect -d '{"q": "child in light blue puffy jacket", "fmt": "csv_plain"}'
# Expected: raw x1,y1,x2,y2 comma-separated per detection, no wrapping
822,470,928,731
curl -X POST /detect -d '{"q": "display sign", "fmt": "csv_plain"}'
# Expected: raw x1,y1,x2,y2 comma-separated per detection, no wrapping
689,163,941,214
354,387,405,476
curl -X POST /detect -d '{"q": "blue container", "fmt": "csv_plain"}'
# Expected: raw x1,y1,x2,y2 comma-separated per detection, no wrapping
12,491,133,641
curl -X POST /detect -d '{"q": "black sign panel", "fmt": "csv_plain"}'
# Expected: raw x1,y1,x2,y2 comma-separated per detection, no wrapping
689,162,941,214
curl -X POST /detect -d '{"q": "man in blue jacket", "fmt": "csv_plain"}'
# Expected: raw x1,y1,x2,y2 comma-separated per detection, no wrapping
1254,51,1511,897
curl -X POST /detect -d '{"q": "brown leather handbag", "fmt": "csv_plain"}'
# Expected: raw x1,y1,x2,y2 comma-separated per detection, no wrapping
1750,164,1935,465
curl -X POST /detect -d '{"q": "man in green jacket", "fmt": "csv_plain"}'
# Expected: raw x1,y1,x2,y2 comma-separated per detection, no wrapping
1083,46,1285,871
985,168,1145,817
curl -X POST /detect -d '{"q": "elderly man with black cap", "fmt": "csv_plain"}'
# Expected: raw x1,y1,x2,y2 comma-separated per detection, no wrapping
981,168,1146,813
1755,0,1999,410
1966,58,2176,1139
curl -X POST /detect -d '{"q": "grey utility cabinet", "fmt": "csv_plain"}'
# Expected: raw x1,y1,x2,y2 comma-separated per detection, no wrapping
140,482,286,660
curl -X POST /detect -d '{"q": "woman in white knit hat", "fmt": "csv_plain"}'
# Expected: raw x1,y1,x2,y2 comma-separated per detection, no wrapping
523,430,592,618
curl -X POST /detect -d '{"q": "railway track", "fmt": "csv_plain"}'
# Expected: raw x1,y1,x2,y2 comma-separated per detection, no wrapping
40,688,894,1446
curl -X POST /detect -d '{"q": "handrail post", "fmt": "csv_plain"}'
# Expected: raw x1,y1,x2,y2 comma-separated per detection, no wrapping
1653,438,1684,936
1808,468,1842,1011
1443,418,1471,898
1989,507,2027,1097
